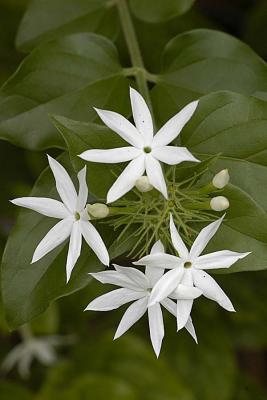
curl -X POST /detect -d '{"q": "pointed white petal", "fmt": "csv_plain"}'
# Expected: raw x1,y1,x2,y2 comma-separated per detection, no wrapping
107,155,145,203
114,297,148,339
130,87,153,145
85,288,144,311
66,222,82,282
169,214,188,259
11,197,69,219
171,284,202,300
185,317,198,343
148,303,164,357
134,253,182,269
149,268,184,306
80,220,109,266
90,270,139,290
177,299,193,331
152,100,199,147
152,146,199,165
192,269,235,312
114,265,149,289
76,166,88,212
145,155,168,199
47,155,77,212
145,240,165,286
189,215,225,259
32,217,73,263
94,108,143,147
79,147,141,163
160,298,176,317
194,250,250,270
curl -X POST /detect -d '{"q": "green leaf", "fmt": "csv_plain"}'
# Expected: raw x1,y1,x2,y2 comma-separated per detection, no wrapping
1,153,131,328
16,0,119,52
51,115,130,199
0,33,129,150
152,29,267,123
130,0,195,23
0,381,33,400
180,91,267,272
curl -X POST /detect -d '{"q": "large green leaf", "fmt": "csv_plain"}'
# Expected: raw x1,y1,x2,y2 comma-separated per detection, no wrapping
0,153,130,328
0,33,129,150
129,0,195,23
16,0,119,52
152,29,267,124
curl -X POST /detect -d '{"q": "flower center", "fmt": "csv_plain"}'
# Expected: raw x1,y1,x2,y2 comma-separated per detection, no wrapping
143,146,152,154
184,261,192,269
75,211,80,220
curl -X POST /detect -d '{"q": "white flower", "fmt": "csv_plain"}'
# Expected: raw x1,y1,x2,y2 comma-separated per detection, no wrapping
79,87,199,203
1,335,66,378
86,241,197,357
134,214,250,330
11,156,109,282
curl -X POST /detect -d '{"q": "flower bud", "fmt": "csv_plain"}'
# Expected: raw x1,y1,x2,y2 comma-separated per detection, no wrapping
212,169,230,189
135,176,153,192
210,196,229,212
87,203,109,218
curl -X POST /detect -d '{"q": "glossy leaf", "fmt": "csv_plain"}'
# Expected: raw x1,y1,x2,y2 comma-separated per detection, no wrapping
130,0,195,23
0,33,128,150
16,0,119,52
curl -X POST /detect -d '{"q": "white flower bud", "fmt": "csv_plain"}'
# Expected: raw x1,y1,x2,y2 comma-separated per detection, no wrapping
212,169,230,189
135,176,153,192
87,203,109,218
210,196,229,212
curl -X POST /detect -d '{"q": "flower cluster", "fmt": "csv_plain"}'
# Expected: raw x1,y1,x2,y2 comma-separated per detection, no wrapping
12,88,250,356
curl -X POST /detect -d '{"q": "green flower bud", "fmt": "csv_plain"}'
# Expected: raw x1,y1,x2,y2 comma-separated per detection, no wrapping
87,203,109,218
210,196,229,211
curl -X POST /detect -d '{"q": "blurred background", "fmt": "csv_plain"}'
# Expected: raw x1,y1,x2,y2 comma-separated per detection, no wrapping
0,0,267,399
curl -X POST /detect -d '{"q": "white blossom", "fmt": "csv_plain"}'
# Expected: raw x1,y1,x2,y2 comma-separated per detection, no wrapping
86,241,197,357
134,214,250,331
79,87,199,203
11,156,109,282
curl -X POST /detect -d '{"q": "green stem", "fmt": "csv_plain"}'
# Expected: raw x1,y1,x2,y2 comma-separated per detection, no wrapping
116,0,153,114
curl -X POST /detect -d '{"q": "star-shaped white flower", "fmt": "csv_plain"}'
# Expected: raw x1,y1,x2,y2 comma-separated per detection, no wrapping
86,241,197,357
11,156,109,282
79,87,199,203
134,214,250,330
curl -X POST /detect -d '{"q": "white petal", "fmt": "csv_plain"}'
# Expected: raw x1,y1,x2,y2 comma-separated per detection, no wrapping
90,270,139,290
189,215,225,259
11,197,69,219
160,298,176,317
192,269,235,312
194,250,250,270
169,214,188,259
145,155,168,199
145,240,165,286
94,108,143,147
32,217,73,263
107,155,145,203
171,284,202,300
148,303,164,357
152,100,199,147
85,288,144,311
185,317,198,343
130,87,153,145
176,299,193,330
76,166,88,212
79,147,141,163
114,297,148,339
134,253,182,269
152,146,199,165
114,265,149,289
66,222,82,283
149,268,184,306
80,220,109,266
48,155,77,212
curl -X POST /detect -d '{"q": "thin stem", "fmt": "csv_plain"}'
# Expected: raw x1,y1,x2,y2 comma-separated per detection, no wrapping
116,0,154,115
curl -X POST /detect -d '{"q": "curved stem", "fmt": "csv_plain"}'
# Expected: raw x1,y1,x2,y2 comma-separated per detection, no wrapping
116,0,154,116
